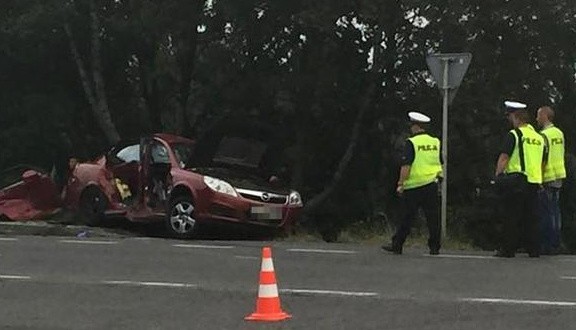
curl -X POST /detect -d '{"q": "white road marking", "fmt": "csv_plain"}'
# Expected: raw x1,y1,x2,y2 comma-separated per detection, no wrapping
425,254,494,259
103,280,197,288
0,238,18,241
281,289,379,297
461,298,576,307
560,276,576,280
60,240,118,245
235,255,259,260
173,244,234,249
0,275,31,280
286,248,357,255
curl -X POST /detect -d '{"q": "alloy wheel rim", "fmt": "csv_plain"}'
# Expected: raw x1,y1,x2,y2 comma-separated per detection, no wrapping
170,201,196,234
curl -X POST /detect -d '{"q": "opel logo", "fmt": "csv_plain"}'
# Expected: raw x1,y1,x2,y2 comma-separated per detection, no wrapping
261,193,270,202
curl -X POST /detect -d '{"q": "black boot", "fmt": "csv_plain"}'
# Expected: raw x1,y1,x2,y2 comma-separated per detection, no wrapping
381,244,402,255
493,250,515,258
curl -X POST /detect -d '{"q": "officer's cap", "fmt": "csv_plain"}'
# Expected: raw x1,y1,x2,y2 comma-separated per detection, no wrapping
504,101,527,113
408,111,431,123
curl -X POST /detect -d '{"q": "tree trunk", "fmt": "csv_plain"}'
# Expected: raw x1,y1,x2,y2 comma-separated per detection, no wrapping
182,0,204,133
303,84,375,215
64,0,120,145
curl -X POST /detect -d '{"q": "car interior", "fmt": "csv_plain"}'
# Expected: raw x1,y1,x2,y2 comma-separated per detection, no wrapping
104,141,173,209
146,142,172,208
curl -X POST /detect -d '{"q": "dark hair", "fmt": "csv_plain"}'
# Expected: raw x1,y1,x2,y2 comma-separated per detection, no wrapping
410,122,429,130
514,109,530,123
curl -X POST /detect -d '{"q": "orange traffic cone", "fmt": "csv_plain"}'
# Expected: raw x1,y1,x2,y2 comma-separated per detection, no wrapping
245,246,291,322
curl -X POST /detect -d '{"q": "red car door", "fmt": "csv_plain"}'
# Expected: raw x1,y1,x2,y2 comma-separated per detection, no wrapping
125,137,157,220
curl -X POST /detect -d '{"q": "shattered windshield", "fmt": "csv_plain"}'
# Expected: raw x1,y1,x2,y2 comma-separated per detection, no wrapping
171,143,195,169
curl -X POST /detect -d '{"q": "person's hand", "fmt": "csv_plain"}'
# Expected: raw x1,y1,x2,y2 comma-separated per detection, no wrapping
396,184,404,196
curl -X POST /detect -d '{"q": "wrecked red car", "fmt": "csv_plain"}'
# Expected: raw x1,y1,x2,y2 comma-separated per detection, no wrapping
0,165,62,221
0,132,303,238
0,129,303,237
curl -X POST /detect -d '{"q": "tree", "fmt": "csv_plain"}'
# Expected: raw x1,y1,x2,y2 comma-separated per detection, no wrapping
64,0,120,145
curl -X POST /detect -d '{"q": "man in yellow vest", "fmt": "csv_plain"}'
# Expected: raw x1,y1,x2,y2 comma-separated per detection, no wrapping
493,101,546,258
382,111,443,255
536,105,566,255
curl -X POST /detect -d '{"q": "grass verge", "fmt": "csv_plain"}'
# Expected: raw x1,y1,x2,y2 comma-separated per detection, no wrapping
279,220,480,251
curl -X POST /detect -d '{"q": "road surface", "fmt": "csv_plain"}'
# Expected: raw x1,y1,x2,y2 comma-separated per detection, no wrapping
1,235,576,329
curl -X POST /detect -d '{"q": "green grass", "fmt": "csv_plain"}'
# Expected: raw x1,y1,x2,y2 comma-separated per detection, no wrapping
279,219,480,251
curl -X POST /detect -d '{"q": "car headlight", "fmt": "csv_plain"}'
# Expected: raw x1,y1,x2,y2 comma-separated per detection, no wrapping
203,176,238,197
288,191,303,206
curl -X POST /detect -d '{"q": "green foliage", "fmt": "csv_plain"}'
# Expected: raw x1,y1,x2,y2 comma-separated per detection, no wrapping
560,155,576,252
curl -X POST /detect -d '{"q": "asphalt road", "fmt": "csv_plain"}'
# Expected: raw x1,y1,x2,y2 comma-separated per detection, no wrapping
1,235,576,329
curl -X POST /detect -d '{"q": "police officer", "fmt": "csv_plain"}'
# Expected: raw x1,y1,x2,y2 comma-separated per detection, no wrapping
382,111,443,255
494,101,545,258
536,105,566,254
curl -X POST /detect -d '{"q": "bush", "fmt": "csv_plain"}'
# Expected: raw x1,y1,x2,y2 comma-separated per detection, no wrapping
459,182,501,251
560,154,576,253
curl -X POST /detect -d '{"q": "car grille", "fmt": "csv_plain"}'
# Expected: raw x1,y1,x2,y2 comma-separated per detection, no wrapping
236,188,287,205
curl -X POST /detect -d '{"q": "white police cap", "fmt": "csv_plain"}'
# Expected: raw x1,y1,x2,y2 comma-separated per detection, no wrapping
504,101,527,110
408,111,431,123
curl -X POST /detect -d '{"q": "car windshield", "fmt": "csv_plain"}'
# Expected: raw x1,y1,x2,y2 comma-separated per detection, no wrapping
171,143,195,169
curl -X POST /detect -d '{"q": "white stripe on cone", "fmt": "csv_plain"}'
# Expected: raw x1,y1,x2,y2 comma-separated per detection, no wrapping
261,258,274,272
258,284,279,298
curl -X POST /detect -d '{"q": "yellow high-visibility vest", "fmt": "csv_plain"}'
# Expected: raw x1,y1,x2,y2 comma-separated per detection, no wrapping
403,134,443,190
505,124,545,184
541,125,566,182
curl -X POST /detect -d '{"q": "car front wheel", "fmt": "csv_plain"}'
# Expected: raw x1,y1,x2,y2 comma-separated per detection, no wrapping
166,196,198,238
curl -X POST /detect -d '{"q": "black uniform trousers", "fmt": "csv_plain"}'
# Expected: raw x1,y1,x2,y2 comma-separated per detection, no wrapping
499,182,540,256
392,182,441,251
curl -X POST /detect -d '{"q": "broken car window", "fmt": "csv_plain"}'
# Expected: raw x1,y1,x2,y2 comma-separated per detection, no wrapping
115,144,140,163
151,143,170,164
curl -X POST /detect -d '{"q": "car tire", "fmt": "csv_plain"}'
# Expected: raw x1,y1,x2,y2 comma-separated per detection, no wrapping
166,196,198,239
79,187,108,227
